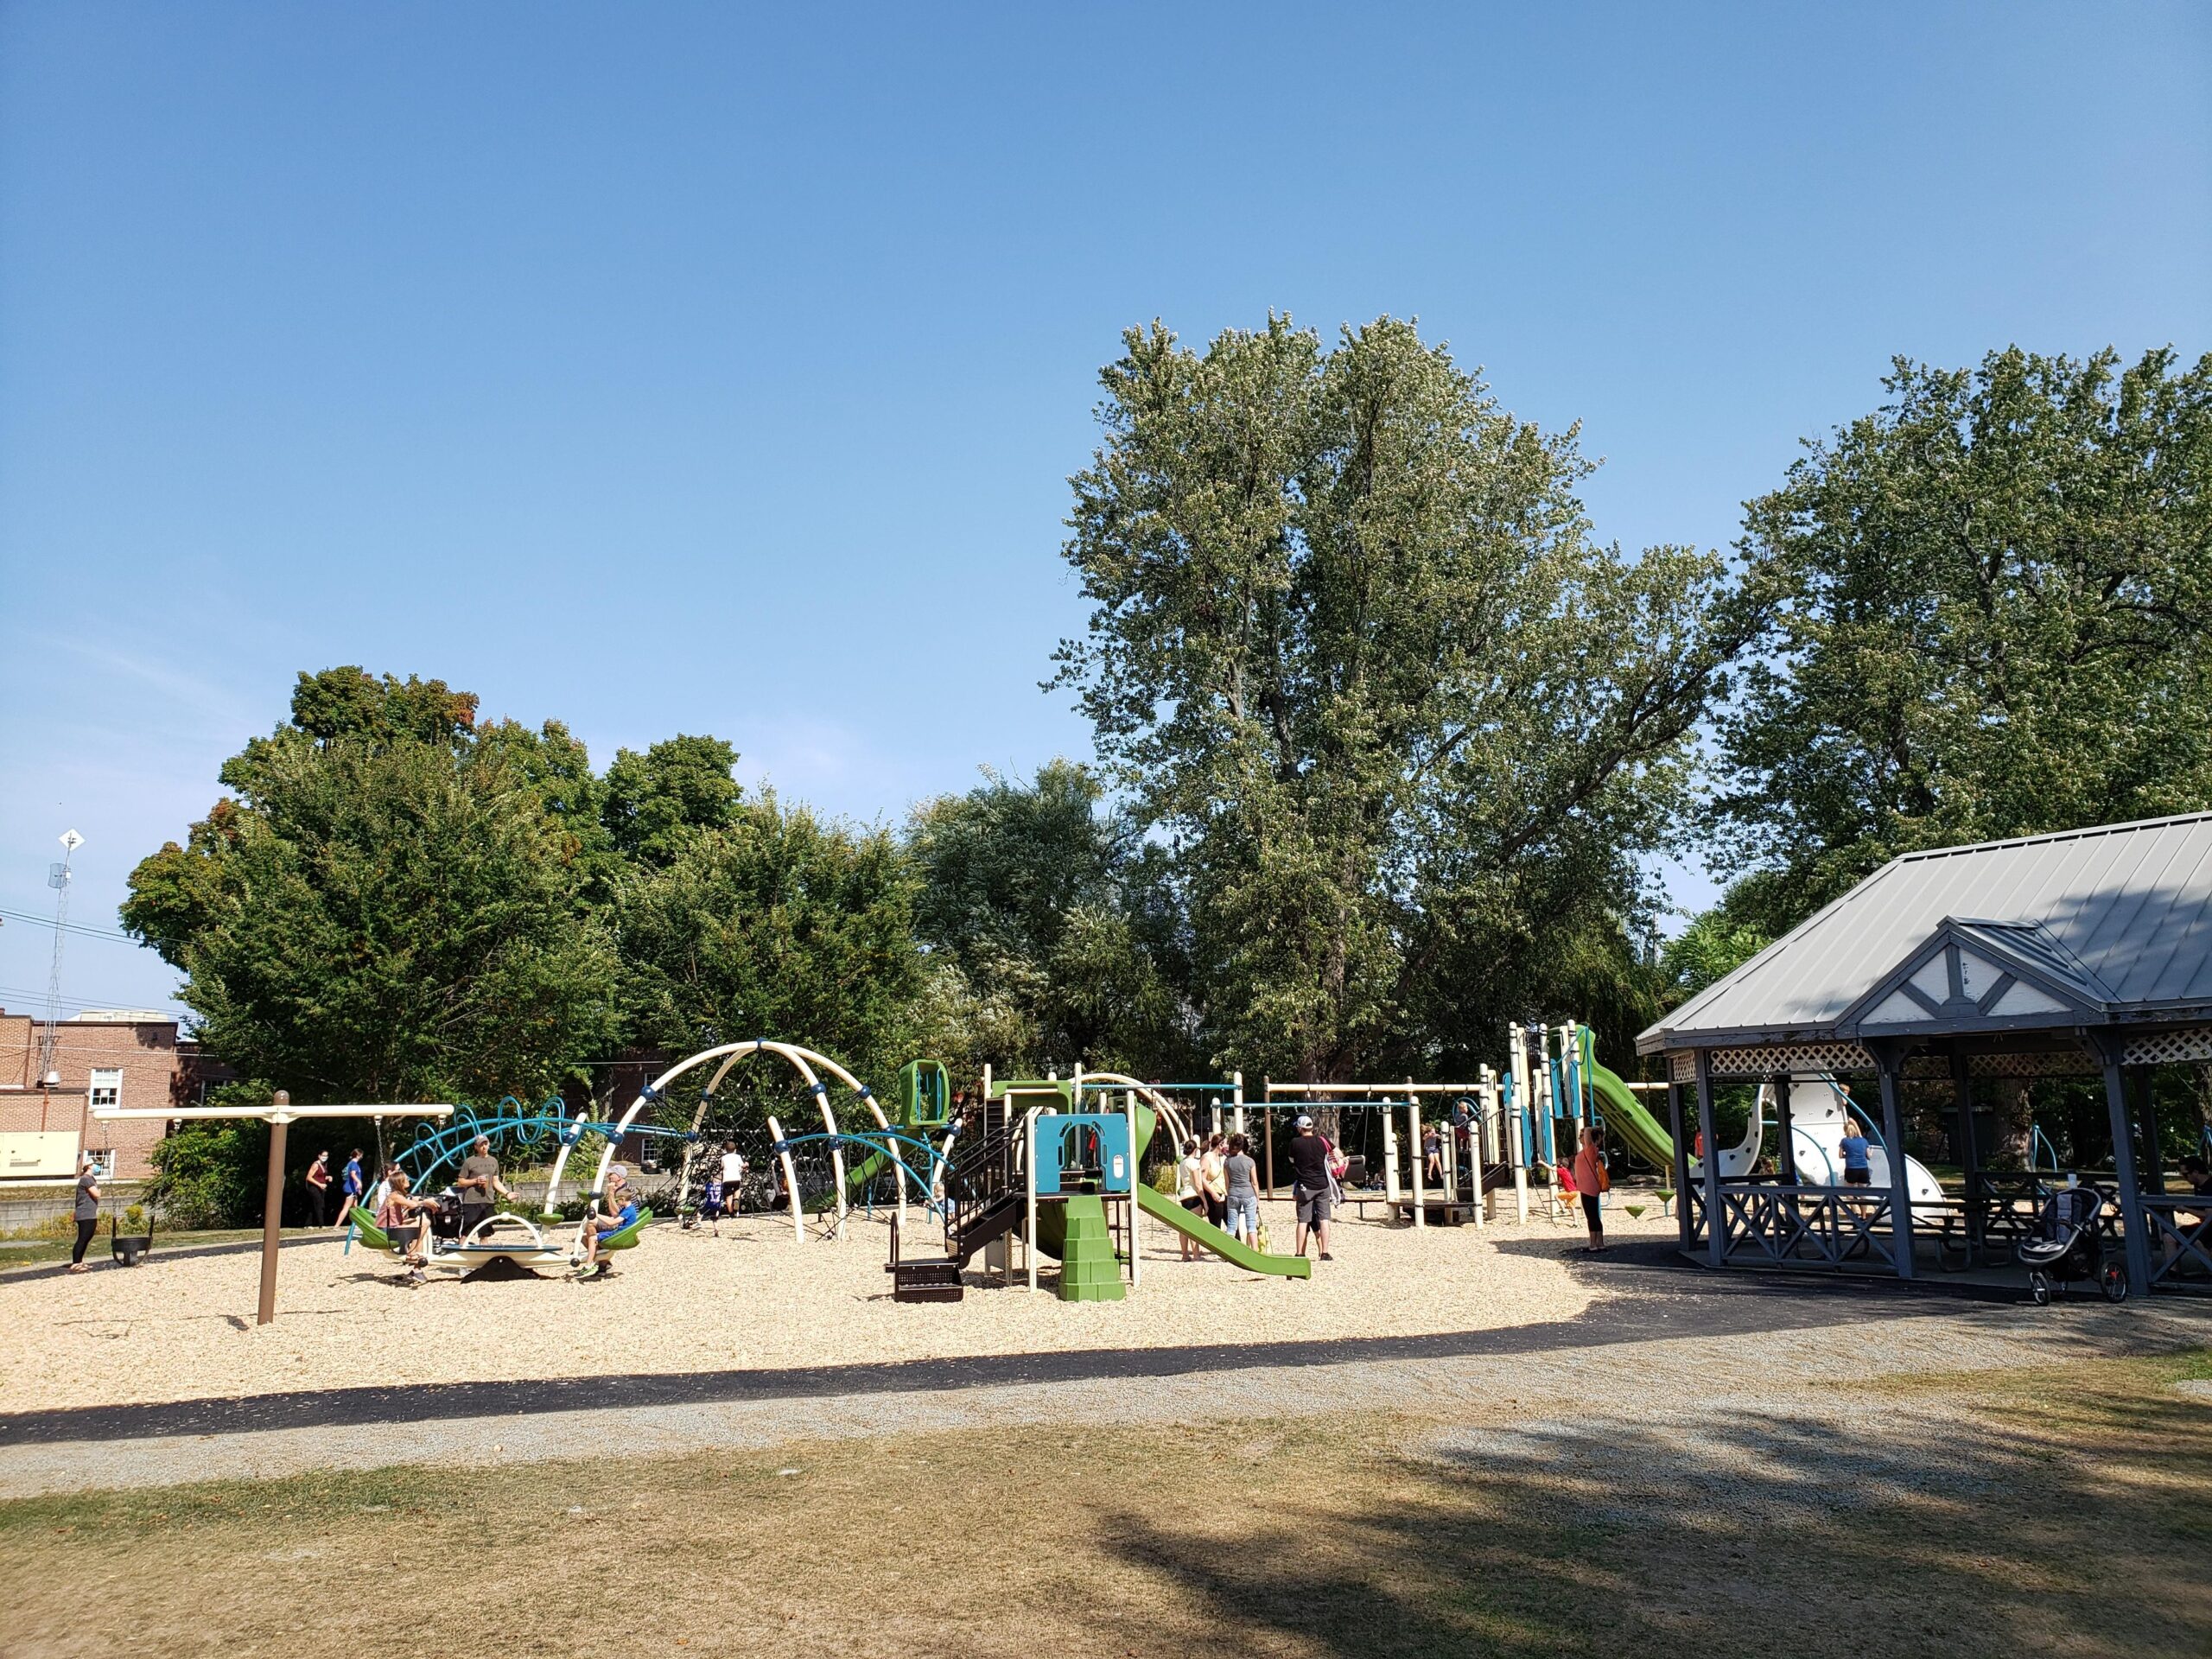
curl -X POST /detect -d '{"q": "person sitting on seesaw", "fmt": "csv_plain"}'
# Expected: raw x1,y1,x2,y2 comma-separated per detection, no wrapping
376,1168,443,1286
575,1165,640,1275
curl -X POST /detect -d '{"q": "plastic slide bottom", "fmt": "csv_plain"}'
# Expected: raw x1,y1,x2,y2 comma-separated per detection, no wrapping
1586,1060,1678,1173
1135,1184,1313,1278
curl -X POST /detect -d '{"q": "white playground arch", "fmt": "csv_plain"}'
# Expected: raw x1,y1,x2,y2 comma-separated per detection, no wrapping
1075,1070,1194,1166
542,1039,918,1236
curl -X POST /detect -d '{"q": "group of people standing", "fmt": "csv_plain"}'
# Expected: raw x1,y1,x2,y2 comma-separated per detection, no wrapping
1173,1114,1342,1262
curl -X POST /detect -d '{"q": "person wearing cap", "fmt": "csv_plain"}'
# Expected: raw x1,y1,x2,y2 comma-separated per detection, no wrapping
1285,1115,1336,1262
575,1165,639,1275
454,1135,513,1241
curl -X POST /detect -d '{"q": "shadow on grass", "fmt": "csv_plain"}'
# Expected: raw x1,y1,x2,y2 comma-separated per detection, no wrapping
1095,1363,2212,1659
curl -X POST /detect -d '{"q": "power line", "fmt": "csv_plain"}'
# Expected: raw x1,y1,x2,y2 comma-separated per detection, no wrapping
0,906,149,946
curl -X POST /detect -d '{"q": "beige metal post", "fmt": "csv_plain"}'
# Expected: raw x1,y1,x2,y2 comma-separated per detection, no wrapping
256,1091,291,1327
1382,1097,1402,1205
1408,1092,1426,1230
1473,1064,1492,1228
1025,1106,1039,1294
1232,1071,1246,1139
1124,1088,1141,1291
1509,1024,1531,1224
766,1116,804,1243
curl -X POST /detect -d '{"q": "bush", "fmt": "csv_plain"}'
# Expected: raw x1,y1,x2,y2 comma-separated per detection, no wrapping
149,1087,274,1227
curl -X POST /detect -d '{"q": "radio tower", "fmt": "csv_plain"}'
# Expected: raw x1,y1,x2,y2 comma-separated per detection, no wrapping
36,830,83,1088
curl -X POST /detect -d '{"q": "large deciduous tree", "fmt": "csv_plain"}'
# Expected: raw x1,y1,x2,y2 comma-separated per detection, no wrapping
1054,316,1751,1080
1713,346,2212,931
907,760,1195,1077
616,795,925,1084
123,669,620,1103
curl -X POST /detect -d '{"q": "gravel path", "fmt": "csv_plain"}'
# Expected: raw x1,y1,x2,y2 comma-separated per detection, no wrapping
3,1294,2203,1499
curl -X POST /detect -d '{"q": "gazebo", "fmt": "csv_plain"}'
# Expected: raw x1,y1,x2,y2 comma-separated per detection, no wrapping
1637,811,2212,1297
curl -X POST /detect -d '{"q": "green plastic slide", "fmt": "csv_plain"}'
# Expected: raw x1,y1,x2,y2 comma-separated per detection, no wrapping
1135,1184,1312,1278
1586,1058,1677,1172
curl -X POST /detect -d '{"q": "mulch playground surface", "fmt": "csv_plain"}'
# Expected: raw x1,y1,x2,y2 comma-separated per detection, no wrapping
0,1240,1990,1447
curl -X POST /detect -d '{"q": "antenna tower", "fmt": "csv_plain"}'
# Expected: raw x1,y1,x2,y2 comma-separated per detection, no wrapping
37,830,82,1087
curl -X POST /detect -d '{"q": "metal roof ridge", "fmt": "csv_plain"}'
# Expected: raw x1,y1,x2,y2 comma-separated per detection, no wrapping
1891,810,2212,863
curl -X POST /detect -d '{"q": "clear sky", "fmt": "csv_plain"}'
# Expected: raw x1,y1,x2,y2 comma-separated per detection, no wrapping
2,2,2206,1020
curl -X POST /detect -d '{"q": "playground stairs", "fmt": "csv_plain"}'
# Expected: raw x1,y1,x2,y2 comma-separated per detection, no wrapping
886,1214,965,1302
1057,1195,1123,1302
951,1192,1020,1268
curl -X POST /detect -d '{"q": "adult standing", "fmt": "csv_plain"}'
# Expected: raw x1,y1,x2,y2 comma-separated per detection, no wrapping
1201,1133,1229,1230
1286,1115,1335,1262
1838,1117,1873,1187
68,1154,101,1273
1223,1134,1261,1245
1572,1124,1610,1253
303,1149,333,1228
454,1135,513,1239
1175,1138,1205,1261
334,1147,366,1230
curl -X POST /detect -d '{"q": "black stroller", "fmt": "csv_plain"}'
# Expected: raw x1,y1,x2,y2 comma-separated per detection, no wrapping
2016,1180,2127,1305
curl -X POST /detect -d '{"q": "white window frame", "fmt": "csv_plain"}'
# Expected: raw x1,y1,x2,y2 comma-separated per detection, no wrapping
88,1068,123,1113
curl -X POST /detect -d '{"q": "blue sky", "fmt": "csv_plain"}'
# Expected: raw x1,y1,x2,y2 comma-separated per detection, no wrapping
2,2,2206,1020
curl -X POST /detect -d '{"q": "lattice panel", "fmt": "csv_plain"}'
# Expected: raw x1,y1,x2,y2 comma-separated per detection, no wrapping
1963,1048,2098,1078
1706,1041,1874,1078
2122,1027,2212,1067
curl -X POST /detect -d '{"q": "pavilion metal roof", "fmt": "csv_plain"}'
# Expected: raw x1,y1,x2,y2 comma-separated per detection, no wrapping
1637,811,2212,1054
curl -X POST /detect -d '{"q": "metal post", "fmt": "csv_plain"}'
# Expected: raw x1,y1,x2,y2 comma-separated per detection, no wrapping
1231,1071,1246,1139
1772,1072,1796,1184
2133,1067,2165,1195
1382,1096,1401,1205
1408,1093,1426,1230
1695,1051,1722,1268
256,1093,291,1327
1508,1070,1529,1224
1667,1072,1692,1255
766,1115,804,1243
1026,1108,1039,1294
1125,1088,1141,1291
2097,1039,2152,1296
1263,1102,1274,1202
1875,1048,1913,1281
1472,1064,1490,1228
1950,1048,1982,1259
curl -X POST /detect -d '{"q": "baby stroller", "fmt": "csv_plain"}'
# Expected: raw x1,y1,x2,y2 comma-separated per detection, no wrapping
2016,1179,2127,1306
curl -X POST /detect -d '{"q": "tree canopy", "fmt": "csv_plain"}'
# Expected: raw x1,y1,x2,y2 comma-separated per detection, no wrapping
1712,346,2212,932
1052,316,1752,1078
123,670,619,1103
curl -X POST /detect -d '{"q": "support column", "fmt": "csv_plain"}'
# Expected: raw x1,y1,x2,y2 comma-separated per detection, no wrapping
1875,1047,1913,1281
2133,1067,2165,1196
1695,1051,1722,1268
1668,1073,1693,1255
1950,1048,1982,1259
1772,1072,1796,1183
257,1095,291,1327
1408,1094,1427,1230
2097,1039,2153,1296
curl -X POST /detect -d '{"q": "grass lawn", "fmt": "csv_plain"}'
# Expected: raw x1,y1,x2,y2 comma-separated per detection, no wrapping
3,1348,2207,1658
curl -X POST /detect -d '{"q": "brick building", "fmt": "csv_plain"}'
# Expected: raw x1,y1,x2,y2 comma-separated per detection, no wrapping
0,1007,217,1182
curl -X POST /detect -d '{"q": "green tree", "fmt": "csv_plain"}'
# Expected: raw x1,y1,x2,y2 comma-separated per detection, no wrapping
1714,346,2212,931
1656,905,1771,1010
123,671,620,1103
617,794,925,1085
1055,315,1753,1080
601,735,743,868
907,760,1195,1075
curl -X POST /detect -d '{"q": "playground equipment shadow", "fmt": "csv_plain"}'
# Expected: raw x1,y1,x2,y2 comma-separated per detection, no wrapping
0,1260,1991,1446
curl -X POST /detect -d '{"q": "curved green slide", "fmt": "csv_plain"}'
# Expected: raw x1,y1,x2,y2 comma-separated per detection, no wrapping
1135,1184,1313,1278
1586,1058,1678,1173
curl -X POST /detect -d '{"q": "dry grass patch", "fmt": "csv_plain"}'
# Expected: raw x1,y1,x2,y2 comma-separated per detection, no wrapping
3,1347,2208,1659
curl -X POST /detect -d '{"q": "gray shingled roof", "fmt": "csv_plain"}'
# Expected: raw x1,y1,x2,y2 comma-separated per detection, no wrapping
1637,812,2212,1053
